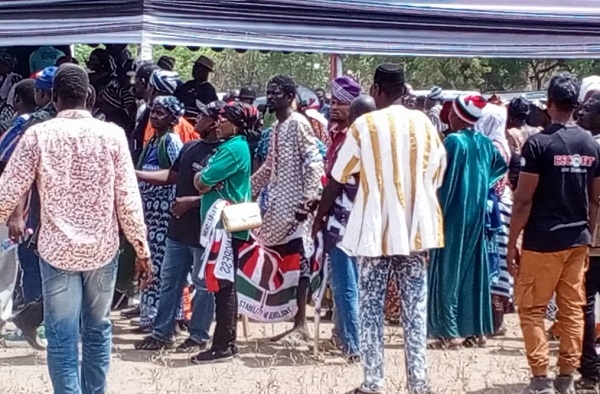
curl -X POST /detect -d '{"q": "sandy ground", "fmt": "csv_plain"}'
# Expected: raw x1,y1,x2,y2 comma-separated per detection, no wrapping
0,313,554,394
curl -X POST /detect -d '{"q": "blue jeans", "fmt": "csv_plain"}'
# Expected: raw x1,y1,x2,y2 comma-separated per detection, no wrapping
151,238,214,344
329,246,360,356
18,243,42,303
41,256,118,394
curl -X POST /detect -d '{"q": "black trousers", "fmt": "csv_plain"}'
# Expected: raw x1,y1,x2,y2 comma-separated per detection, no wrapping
580,256,600,380
211,239,241,352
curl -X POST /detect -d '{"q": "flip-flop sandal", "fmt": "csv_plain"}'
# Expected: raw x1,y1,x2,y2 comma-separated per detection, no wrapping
131,326,153,335
345,388,381,394
133,336,174,351
427,338,461,350
121,307,140,318
176,338,207,353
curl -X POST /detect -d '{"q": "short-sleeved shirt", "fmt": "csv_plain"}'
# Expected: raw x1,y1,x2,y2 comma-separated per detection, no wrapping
167,140,221,246
29,46,65,73
200,135,251,240
521,123,600,252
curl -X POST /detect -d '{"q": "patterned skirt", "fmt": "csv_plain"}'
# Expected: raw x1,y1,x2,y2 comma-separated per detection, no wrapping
139,185,184,329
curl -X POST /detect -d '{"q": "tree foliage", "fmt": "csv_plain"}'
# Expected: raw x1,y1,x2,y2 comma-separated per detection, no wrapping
74,44,600,95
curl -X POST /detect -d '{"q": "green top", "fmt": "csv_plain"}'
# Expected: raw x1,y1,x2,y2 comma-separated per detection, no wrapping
200,135,252,240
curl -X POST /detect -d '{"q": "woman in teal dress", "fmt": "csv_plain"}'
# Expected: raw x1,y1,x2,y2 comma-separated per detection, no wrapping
428,95,508,349
137,96,184,331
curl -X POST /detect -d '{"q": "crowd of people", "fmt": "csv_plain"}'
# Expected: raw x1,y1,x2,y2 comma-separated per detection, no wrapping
1,46,600,394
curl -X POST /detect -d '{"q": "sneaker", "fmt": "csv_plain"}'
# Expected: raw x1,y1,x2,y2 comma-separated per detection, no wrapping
3,326,46,349
554,375,575,394
190,347,237,364
521,377,554,394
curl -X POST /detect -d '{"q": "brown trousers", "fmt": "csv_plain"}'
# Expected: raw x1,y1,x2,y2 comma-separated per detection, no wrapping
515,245,588,376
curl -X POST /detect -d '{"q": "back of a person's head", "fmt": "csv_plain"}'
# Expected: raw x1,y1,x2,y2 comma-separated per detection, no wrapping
53,64,90,110
350,94,377,121
507,97,531,121
547,72,579,112
13,79,36,109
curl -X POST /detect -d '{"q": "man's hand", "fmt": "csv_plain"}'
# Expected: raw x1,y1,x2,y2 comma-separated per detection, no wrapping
7,215,26,241
507,245,520,278
295,200,319,222
134,257,154,290
171,196,198,219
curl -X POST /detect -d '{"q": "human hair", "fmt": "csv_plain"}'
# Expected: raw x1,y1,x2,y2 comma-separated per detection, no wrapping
13,79,36,109
53,64,89,108
547,72,579,111
268,75,297,98
507,97,530,121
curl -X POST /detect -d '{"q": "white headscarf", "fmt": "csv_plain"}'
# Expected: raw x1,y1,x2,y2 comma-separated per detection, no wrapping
579,75,600,103
476,103,510,160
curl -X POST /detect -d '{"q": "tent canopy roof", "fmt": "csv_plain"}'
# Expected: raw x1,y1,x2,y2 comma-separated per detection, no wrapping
2,1,600,57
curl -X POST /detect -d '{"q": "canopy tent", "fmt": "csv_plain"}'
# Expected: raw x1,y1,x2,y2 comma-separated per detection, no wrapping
2,1,600,58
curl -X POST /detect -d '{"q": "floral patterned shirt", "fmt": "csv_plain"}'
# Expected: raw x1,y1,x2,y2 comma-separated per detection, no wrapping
252,112,324,246
0,110,150,271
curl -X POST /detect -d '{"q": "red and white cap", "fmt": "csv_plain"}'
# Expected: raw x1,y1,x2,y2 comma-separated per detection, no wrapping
452,94,487,125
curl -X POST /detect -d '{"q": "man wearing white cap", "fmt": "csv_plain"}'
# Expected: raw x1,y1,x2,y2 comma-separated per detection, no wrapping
428,94,508,349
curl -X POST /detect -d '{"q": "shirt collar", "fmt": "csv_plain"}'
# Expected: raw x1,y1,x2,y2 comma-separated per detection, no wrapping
56,109,94,119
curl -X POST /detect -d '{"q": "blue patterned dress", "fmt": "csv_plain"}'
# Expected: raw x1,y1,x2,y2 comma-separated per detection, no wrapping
138,132,183,329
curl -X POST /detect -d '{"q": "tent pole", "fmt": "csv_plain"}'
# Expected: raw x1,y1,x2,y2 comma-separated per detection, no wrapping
330,54,342,80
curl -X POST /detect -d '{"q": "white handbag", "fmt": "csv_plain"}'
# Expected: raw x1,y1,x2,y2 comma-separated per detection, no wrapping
221,202,263,233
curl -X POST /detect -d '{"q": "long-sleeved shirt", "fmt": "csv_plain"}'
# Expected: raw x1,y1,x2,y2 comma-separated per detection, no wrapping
331,105,447,257
0,109,150,271
252,111,324,246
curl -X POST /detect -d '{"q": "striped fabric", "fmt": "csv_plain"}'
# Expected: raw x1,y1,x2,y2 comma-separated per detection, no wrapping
330,105,446,257
2,1,600,56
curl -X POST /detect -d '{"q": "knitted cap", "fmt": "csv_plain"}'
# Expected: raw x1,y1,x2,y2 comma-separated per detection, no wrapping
35,66,58,91
452,94,487,125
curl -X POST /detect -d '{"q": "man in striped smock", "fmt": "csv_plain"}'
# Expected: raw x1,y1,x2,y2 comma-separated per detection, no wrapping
332,63,447,394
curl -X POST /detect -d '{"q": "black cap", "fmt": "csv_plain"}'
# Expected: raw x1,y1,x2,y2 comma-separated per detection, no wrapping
239,86,256,99
374,63,405,87
157,56,175,71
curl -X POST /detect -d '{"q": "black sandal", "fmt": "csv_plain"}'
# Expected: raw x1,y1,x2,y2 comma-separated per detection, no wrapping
133,336,174,351
176,338,207,353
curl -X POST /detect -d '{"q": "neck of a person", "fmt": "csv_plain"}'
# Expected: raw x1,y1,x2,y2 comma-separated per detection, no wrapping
18,106,36,116
203,133,219,143
380,95,403,109
56,102,86,112
511,120,526,129
551,110,574,126
276,106,294,124
336,118,350,130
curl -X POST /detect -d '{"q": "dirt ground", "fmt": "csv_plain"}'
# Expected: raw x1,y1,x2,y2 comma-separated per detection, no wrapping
0,313,554,394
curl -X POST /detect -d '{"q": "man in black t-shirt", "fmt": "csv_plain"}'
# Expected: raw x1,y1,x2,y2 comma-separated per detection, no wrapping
133,102,225,352
508,73,600,394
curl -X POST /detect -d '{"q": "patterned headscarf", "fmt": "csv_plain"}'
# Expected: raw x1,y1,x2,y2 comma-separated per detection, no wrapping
153,95,185,120
220,101,259,133
150,70,181,95
428,86,443,100
331,76,361,104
